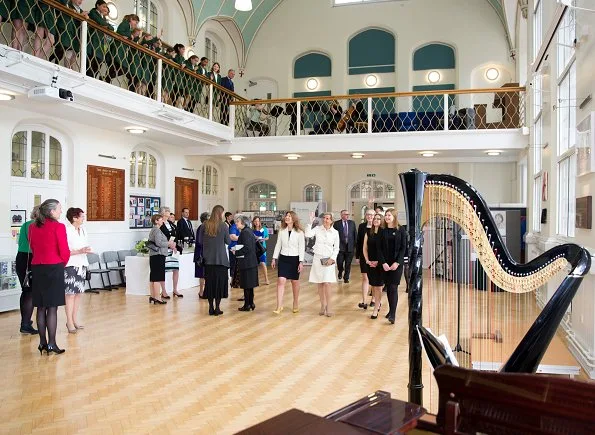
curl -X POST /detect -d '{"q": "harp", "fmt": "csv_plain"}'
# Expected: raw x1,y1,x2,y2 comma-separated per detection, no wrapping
400,169,591,406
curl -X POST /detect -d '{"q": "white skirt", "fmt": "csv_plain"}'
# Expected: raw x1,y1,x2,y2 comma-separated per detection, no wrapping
309,254,337,283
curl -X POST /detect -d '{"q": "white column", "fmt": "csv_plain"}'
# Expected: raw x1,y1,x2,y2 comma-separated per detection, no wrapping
79,21,88,75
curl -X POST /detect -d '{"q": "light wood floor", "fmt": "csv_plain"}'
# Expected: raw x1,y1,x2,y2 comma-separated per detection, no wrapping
0,268,586,434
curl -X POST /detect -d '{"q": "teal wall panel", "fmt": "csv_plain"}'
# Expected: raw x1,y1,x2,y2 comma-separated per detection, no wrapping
349,87,395,114
293,53,332,79
348,29,395,75
412,84,455,112
293,91,332,127
413,43,456,71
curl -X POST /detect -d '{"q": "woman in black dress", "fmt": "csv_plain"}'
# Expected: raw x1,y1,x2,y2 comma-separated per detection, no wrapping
194,212,209,298
363,214,385,319
377,208,407,324
355,209,375,310
233,216,259,311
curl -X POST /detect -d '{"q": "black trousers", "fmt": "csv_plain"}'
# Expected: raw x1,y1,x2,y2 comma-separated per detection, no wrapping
336,250,354,280
386,283,398,319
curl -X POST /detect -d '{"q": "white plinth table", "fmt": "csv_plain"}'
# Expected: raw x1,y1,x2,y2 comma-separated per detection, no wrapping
125,253,198,296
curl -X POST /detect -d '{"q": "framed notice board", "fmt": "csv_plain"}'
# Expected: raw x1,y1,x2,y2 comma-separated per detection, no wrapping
175,177,198,220
87,165,125,221
129,195,161,229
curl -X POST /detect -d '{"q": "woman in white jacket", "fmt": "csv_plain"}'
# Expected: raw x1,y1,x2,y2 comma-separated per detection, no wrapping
271,211,305,314
305,213,340,317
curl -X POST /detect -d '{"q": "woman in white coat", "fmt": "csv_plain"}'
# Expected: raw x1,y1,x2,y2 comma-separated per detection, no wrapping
306,213,340,317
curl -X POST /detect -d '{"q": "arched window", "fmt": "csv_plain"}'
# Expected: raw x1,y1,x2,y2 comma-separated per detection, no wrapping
201,164,219,196
205,37,218,63
348,28,395,75
350,180,395,200
134,0,159,36
129,150,158,189
246,182,277,211
303,184,322,202
11,129,63,181
412,43,456,111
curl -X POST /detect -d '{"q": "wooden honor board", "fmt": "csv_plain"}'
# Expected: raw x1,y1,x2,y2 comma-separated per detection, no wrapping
87,165,125,221
174,177,198,220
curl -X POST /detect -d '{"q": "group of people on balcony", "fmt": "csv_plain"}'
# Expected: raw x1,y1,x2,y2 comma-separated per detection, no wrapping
0,0,237,123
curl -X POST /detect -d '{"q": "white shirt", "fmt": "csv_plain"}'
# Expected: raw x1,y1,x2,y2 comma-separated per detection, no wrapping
305,224,340,261
272,227,305,261
66,224,90,268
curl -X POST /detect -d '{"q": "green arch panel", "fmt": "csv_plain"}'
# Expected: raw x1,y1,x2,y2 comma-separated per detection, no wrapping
349,29,395,75
413,43,456,71
293,53,332,79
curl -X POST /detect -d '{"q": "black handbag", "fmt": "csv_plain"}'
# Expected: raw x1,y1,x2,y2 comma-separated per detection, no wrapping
255,239,266,258
85,266,91,281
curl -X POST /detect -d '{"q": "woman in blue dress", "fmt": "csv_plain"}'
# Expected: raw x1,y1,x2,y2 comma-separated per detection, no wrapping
252,216,270,285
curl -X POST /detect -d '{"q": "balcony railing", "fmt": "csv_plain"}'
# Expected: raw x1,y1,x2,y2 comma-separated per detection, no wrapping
231,86,526,137
0,0,244,125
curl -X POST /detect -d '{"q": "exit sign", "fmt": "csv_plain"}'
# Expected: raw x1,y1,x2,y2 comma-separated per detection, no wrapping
367,173,376,177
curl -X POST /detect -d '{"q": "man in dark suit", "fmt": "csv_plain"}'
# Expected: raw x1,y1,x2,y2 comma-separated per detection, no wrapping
220,69,235,126
333,210,357,283
176,208,195,245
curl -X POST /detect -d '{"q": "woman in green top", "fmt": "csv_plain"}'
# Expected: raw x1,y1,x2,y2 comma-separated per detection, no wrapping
107,14,139,85
87,0,112,79
15,207,40,335
0,0,13,23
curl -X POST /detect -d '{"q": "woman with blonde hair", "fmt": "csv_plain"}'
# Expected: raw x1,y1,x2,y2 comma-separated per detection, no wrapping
306,213,340,316
363,213,384,319
355,209,375,310
377,208,407,324
200,205,231,315
271,211,305,314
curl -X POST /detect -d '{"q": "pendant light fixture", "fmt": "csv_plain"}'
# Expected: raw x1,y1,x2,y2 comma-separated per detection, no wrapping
235,0,253,12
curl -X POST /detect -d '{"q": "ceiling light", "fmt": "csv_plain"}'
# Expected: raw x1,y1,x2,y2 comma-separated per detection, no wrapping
230,155,245,161
0,92,15,101
486,67,500,81
285,154,301,160
235,0,253,12
485,150,502,156
126,127,147,134
351,153,365,159
365,74,378,87
306,78,318,91
420,151,437,157
427,71,441,84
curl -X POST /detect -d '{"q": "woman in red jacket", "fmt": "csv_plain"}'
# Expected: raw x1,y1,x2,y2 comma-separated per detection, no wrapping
29,199,70,355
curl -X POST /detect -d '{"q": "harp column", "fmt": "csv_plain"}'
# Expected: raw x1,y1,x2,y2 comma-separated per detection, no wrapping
399,169,428,406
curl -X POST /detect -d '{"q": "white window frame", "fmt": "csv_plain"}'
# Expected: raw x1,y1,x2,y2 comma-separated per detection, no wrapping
556,152,576,237
533,0,543,61
201,163,220,197
246,182,277,212
533,173,542,232
303,184,323,202
129,148,160,194
10,126,66,185
205,37,218,63
135,0,161,36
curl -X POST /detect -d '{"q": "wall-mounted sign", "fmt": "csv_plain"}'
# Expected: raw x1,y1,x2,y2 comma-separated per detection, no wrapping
366,173,376,178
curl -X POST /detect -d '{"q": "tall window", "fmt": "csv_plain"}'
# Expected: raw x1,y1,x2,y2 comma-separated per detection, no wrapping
135,0,158,35
246,182,277,212
533,174,542,232
130,150,158,189
533,0,542,60
556,9,576,237
201,164,219,196
304,184,322,202
205,37,218,63
11,130,62,181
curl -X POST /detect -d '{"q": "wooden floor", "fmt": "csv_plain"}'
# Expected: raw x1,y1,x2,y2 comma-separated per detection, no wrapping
0,268,586,434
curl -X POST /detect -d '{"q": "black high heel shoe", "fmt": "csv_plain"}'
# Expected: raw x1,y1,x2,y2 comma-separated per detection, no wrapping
370,312,378,320
238,306,251,311
161,294,171,300
173,293,183,298
358,302,368,310
209,307,216,315
149,297,166,304
38,344,47,355
250,304,256,311
46,344,65,354
215,308,223,316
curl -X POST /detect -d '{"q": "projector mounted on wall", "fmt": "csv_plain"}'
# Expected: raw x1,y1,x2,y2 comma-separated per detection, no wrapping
28,86,74,102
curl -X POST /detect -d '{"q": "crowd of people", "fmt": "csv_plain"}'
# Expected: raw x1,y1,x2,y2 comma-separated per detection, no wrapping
16,199,408,355
0,0,237,118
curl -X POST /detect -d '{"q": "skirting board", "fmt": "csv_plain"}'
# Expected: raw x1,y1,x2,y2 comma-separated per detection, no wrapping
472,361,580,378
568,339,595,380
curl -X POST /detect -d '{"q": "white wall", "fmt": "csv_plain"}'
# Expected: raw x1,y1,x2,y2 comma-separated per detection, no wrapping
239,0,516,98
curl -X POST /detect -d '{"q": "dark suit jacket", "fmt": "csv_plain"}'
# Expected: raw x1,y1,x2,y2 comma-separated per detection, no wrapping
333,219,357,253
221,77,234,92
177,218,194,241
355,222,369,260
376,226,407,267
235,228,258,270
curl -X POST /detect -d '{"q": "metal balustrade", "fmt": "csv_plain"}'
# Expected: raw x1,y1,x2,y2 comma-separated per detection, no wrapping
231,87,526,137
0,0,243,125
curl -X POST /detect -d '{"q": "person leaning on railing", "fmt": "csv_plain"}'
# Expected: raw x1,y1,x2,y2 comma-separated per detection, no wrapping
0,0,10,26
106,14,139,86
50,0,88,70
139,31,162,98
9,0,55,60
87,0,112,79
184,54,200,112
248,100,270,136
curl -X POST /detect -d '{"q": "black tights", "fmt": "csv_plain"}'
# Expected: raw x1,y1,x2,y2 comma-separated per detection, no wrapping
386,283,399,319
242,288,254,307
37,306,58,346
208,297,222,311
20,291,34,326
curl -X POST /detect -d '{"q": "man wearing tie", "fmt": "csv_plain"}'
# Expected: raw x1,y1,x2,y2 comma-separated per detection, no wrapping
333,210,357,283
220,69,235,126
176,208,195,247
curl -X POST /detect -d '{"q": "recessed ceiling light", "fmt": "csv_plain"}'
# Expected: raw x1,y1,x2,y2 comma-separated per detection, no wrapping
0,92,16,101
235,0,253,11
306,78,318,91
230,155,245,161
351,153,365,159
285,154,301,160
427,71,441,84
126,127,147,134
485,150,502,156
420,151,437,157
486,67,500,81
365,74,378,87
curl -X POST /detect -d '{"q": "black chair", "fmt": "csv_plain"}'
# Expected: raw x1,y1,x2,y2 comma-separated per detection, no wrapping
104,251,125,286
86,253,114,291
